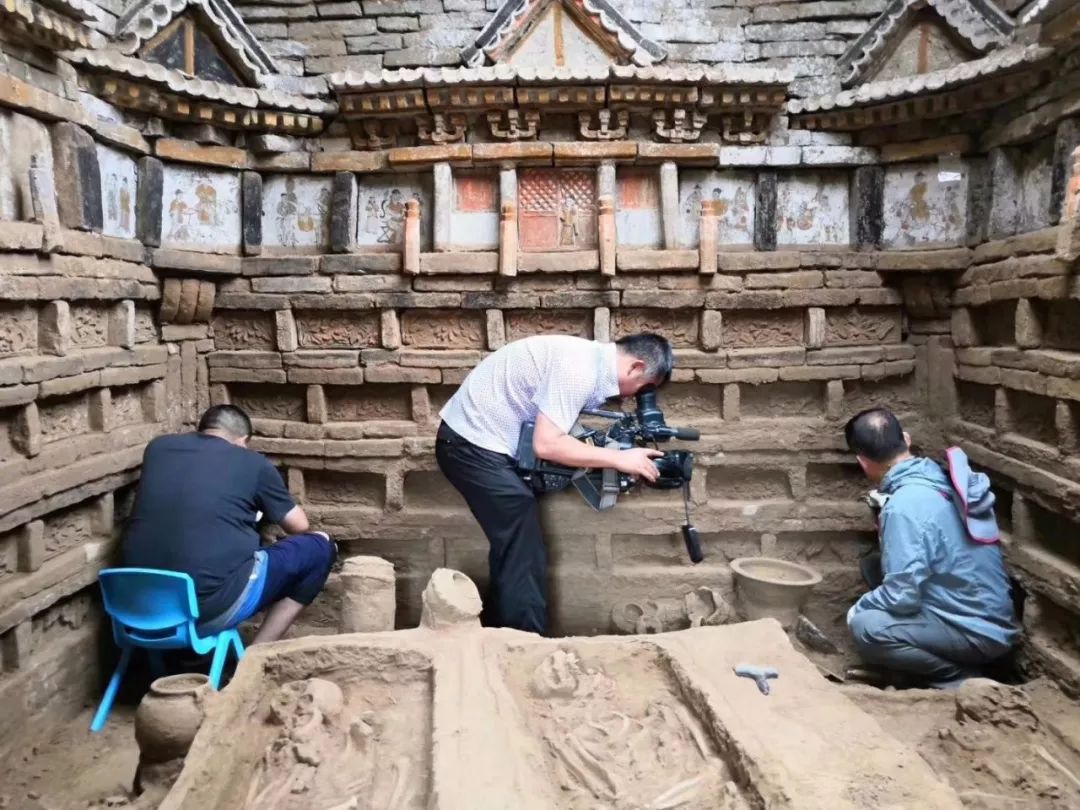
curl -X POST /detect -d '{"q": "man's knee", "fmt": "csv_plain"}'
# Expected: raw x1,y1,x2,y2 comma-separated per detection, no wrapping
848,608,892,649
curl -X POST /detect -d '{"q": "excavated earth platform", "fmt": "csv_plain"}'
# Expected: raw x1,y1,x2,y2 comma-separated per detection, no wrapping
158,613,965,809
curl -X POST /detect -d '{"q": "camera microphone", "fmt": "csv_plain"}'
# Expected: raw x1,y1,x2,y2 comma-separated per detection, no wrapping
673,427,700,441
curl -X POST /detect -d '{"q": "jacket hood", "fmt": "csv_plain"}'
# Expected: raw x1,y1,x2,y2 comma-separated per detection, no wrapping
881,449,999,544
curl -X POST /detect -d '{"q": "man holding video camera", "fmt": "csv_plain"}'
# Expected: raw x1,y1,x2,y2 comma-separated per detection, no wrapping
436,333,673,634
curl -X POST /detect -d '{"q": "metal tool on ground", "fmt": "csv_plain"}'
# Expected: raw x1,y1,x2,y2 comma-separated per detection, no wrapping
734,664,778,695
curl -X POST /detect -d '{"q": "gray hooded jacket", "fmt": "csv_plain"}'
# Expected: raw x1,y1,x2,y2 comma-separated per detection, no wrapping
851,453,1019,647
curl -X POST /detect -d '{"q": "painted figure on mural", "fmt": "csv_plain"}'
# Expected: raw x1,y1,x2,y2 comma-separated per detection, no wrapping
559,195,580,247
317,185,332,245
119,176,132,232
107,173,118,224
380,189,408,244
276,177,300,247
909,171,931,221
195,177,218,227
684,183,704,217
168,189,191,241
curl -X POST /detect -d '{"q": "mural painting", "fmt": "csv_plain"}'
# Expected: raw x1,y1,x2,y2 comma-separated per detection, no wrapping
519,169,597,251
679,170,755,247
776,173,849,246
161,166,241,252
357,174,433,251
262,175,333,251
98,144,137,240
882,162,967,248
451,172,499,250
616,168,662,248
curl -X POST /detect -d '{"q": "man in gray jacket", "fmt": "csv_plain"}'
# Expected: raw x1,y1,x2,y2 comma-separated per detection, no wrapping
844,408,1019,688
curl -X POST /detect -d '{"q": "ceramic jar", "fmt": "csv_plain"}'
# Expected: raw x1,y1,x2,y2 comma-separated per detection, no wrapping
134,673,210,764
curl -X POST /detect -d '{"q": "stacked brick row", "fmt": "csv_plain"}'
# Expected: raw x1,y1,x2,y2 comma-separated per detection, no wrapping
950,222,1080,692
207,249,922,631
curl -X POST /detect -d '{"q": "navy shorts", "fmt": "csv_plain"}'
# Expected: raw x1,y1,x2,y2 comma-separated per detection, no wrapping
199,532,335,633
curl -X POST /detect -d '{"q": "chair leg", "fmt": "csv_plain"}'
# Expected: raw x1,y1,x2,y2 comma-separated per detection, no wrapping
90,646,133,733
207,634,233,690
231,630,245,660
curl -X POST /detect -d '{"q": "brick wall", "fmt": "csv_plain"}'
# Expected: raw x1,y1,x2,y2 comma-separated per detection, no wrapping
239,0,889,96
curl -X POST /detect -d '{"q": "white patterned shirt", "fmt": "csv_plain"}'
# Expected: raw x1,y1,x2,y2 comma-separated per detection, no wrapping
440,335,620,458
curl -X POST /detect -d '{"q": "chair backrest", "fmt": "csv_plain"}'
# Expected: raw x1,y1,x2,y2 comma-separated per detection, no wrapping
98,568,200,638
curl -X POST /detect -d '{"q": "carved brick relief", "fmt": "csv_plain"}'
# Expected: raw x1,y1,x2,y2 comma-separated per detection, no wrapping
0,529,15,582
679,170,755,248
0,304,38,358
295,311,380,349
0,111,54,222
0,418,18,464
304,470,385,508
262,175,333,252
98,144,138,240
957,380,995,428
357,173,433,252
805,463,866,502
161,166,241,253
613,309,699,348
211,311,276,351
740,381,825,418
722,310,804,349
401,310,485,349
519,169,597,251
707,467,792,500
505,309,592,341
776,172,850,247
31,591,96,650
325,385,411,421
112,385,146,427
825,308,902,346
71,305,110,349
134,307,158,343
775,531,877,566
616,168,662,249
44,501,95,561
451,172,499,250
39,394,91,443
228,383,306,421
662,383,723,421
403,470,464,509
845,374,918,415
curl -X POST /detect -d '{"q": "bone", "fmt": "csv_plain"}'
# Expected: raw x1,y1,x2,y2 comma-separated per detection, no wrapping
646,771,710,809
1034,744,1080,792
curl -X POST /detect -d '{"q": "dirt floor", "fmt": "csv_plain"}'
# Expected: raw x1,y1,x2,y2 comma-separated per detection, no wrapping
4,647,1080,809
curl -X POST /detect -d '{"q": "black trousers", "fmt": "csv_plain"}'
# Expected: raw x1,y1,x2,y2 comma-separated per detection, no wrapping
435,422,548,634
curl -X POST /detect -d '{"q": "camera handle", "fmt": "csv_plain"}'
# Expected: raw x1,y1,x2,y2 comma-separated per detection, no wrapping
681,481,703,564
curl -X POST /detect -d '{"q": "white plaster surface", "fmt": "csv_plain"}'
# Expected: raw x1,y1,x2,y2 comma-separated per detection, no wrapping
160,166,241,253
776,172,850,246
505,4,612,70
98,144,138,240
262,174,333,251
616,169,662,249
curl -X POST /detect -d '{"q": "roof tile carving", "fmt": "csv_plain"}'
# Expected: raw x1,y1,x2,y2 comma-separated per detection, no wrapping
65,48,333,113
790,43,1051,114
115,0,276,82
462,0,666,68
329,63,788,93
837,0,1015,87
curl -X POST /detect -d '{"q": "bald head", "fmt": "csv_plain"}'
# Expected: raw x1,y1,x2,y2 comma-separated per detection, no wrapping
844,407,907,464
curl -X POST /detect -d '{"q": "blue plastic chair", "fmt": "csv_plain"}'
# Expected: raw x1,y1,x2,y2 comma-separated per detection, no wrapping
90,568,245,732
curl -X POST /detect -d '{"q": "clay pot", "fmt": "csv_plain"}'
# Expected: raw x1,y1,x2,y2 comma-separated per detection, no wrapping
134,673,210,765
730,557,822,629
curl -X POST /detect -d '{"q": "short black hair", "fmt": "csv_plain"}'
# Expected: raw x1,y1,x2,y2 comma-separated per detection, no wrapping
844,407,906,463
616,333,674,385
197,404,252,440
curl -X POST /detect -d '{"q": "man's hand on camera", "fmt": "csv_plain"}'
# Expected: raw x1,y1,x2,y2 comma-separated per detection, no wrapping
613,448,665,483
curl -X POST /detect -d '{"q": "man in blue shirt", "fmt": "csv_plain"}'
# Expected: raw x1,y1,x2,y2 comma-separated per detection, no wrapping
123,405,335,643
843,408,1019,688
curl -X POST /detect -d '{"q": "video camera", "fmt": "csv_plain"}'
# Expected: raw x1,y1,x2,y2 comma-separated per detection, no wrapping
516,389,704,563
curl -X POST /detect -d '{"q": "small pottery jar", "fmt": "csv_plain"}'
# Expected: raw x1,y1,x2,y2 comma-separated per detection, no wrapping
134,673,210,765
